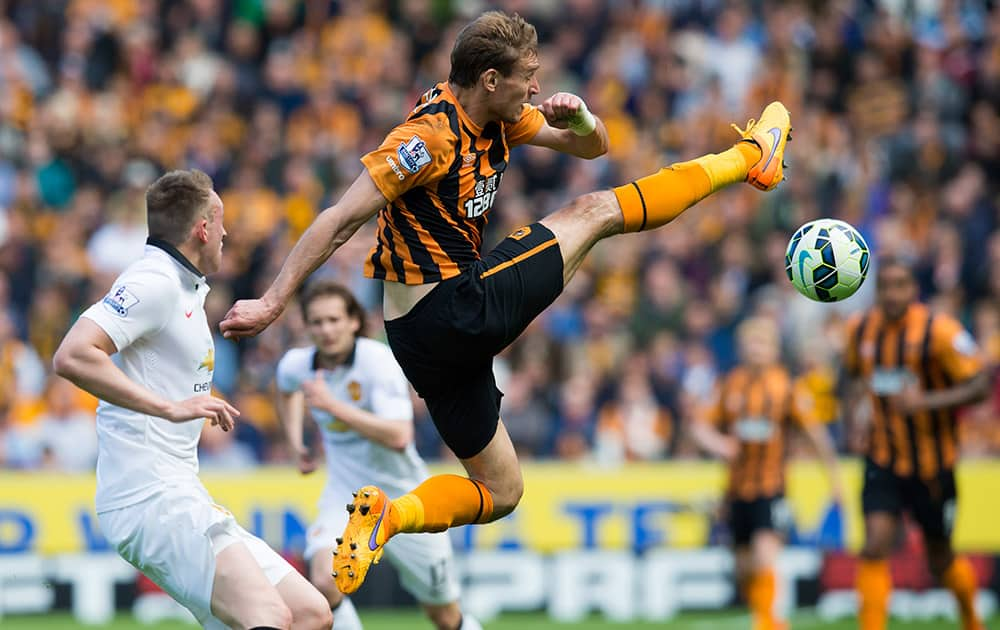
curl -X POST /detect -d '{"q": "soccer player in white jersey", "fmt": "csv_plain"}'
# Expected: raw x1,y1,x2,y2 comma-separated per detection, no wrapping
275,280,480,630
53,169,332,630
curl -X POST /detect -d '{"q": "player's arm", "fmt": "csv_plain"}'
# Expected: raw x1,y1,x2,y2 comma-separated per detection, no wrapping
689,386,737,461
220,173,387,339
53,319,238,430
891,319,991,414
301,371,413,451
524,93,609,159
275,389,316,474
689,419,737,461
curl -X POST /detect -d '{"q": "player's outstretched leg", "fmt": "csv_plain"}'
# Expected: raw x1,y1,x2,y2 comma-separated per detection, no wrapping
613,100,789,227
332,476,494,594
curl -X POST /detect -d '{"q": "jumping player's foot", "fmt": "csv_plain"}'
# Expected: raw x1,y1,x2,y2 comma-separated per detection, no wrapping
332,485,391,594
731,101,792,191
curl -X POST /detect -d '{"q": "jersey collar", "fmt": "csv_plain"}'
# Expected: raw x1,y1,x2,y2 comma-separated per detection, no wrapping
146,237,206,282
311,340,358,371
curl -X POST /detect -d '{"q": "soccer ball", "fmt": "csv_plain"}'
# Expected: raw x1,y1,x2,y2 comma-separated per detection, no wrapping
784,219,870,302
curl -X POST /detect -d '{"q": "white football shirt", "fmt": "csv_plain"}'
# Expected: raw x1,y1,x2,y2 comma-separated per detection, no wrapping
81,241,215,513
275,338,428,500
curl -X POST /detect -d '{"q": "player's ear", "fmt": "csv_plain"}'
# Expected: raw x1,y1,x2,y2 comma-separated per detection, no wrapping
482,68,499,93
193,217,209,243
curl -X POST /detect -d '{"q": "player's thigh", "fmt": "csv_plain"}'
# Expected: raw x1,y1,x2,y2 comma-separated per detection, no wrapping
861,461,903,556
211,542,291,629
460,419,523,518
384,530,461,606
99,491,265,627
907,471,958,543
539,190,623,283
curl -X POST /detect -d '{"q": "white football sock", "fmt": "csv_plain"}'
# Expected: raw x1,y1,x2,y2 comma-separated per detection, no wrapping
459,613,483,630
332,597,363,630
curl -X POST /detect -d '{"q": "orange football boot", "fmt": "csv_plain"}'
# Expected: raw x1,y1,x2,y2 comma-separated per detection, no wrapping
732,101,792,191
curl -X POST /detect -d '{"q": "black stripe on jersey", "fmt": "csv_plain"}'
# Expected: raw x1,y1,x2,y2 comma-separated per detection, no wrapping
380,216,407,280
900,318,919,477
872,317,894,469
482,121,508,172
369,235,386,279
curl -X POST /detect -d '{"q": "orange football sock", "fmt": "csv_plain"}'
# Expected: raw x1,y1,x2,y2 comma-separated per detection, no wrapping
746,569,779,629
385,475,494,537
613,141,761,233
943,557,981,630
856,559,891,630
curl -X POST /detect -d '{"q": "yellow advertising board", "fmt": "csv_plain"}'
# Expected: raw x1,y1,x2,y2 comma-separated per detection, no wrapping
2,459,999,555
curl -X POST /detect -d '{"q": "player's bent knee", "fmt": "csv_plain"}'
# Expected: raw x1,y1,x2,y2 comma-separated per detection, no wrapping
236,599,292,630
486,472,524,519
293,594,333,630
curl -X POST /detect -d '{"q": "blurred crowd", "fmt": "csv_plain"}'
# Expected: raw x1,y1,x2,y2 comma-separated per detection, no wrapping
0,0,998,471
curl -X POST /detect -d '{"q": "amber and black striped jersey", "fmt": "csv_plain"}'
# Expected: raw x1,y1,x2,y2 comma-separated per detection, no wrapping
361,82,545,285
843,303,983,479
705,365,817,501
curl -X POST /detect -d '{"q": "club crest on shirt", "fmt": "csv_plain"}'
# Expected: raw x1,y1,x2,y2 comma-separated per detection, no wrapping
347,380,362,402
397,135,431,173
102,285,140,317
198,349,215,373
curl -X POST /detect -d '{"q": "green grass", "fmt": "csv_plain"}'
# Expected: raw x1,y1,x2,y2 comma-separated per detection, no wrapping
0,611,983,629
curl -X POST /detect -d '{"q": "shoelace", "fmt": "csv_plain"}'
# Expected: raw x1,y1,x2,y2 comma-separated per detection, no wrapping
730,118,756,138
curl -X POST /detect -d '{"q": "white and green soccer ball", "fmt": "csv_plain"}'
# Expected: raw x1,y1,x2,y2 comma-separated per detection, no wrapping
784,218,871,302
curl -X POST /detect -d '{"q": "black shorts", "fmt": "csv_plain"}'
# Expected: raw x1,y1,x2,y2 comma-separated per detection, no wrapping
861,458,957,541
728,495,793,546
384,223,564,459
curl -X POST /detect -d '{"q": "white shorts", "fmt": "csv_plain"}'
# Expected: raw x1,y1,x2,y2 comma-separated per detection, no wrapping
98,485,294,627
305,500,460,605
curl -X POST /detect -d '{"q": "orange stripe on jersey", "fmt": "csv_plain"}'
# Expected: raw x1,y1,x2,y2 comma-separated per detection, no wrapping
881,319,913,477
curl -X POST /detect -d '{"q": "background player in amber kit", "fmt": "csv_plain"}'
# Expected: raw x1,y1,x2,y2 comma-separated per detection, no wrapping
692,317,842,630
220,10,792,595
844,257,991,630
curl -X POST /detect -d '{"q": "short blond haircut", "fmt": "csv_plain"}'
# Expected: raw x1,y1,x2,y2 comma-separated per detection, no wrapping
449,11,538,88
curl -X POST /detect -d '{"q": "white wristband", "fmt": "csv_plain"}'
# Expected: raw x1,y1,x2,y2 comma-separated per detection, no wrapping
567,102,597,136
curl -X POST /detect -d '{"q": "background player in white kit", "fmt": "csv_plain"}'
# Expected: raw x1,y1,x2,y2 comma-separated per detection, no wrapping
53,169,332,630
275,280,480,630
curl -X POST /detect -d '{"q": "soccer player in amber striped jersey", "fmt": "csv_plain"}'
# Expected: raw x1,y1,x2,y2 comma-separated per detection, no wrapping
844,257,990,630
692,317,842,630
222,9,794,595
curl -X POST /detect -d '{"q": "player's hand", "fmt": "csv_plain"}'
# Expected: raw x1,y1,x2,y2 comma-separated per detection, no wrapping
168,395,240,432
716,436,739,462
295,447,317,475
539,92,589,130
889,383,926,415
219,297,282,340
301,371,341,416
